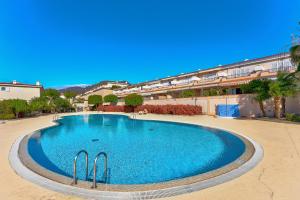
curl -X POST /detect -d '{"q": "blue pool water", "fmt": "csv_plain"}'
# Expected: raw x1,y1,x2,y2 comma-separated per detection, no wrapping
28,114,245,184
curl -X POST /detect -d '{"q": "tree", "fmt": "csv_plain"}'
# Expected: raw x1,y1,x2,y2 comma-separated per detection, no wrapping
179,90,195,98
88,95,103,110
42,89,60,99
64,91,77,100
269,72,298,118
10,99,29,118
104,94,118,104
29,97,50,113
241,79,271,117
124,94,144,108
0,100,15,119
53,98,73,112
111,85,122,90
290,45,300,72
41,89,60,113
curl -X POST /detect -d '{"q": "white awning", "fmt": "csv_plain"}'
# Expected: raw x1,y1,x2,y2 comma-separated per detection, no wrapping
171,80,179,85
160,82,170,86
188,76,201,81
129,87,139,91
217,72,228,77
254,65,265,71
176,79,190,85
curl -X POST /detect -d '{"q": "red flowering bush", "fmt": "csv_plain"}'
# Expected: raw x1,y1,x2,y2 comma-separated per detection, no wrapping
97,105,134,113
98,104,202,115
97,105,125,112
135,104,202,115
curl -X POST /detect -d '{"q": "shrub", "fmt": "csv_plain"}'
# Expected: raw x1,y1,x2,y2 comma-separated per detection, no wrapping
29,97,49,112
53,98,73,112
286,113,300,122
88,95,103,106
124,94,144,107
98,105,202,115
135,105,202,115
41,89,60,99
64,91,77,99
0,100,14,115
0,113,15,120
104,94,118,104
179,90,195,98
111,85,122,90
0,99,29,118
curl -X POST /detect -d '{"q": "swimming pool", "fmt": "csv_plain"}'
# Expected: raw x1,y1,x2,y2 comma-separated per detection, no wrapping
25,114,247,185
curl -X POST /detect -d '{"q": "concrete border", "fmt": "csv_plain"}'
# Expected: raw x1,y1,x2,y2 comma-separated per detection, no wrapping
9,114,263,199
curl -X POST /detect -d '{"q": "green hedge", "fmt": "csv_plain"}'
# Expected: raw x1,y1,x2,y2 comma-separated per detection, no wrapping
0,113,15,120
286,113,300,122
124,94,144,107
104,94,118,104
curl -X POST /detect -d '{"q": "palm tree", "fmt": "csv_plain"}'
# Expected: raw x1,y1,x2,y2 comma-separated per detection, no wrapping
269,72,298,118
241,79,271,117
290,45,300,72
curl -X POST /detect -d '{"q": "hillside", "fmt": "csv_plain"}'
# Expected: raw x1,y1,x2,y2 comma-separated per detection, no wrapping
58,80,129,94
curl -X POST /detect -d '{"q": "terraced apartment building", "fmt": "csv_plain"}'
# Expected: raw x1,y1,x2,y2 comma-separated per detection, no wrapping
114,53,295,100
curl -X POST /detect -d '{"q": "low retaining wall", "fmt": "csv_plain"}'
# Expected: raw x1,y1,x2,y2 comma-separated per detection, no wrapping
117,94,300,117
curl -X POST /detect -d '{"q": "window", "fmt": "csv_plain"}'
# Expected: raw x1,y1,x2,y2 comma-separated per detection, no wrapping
1,87,6,91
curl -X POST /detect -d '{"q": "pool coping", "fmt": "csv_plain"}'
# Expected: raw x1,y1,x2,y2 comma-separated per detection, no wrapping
9,113,264,199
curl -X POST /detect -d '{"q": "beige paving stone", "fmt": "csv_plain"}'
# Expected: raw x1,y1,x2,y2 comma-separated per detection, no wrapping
1,112,300,200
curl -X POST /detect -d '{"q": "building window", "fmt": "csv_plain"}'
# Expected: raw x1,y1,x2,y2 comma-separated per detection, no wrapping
1,87,7,91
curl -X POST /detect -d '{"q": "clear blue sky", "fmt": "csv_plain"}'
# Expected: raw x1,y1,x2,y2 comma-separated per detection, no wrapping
0,0,299,88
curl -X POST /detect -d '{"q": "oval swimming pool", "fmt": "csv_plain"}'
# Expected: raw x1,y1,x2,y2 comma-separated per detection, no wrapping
25,114,247,185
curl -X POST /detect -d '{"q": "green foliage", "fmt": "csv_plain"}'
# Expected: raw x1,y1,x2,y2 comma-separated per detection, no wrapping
11,99,29,117
111,85,122,90
29,97,50,112
104,94,118,104
0,113,15,120
64,91,77,99
124,94,144,107
53,98,73,112
202,88,218,96
249,79,271,102
290,45,300,72
286,113,300,122
0,89,75,120
269,72,298,98
41,89,60,99
240,84,255,94
179,90,195,98
269,72,299,118
0,99,29,118
88,95,103,106
0,100,13,115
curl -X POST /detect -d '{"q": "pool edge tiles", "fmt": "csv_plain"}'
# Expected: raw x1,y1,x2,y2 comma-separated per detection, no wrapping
10,114,263,199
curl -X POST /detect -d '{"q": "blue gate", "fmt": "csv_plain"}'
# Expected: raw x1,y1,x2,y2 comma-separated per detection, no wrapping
216,104,240,118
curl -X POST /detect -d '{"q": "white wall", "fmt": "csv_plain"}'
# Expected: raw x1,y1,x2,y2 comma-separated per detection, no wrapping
0,86,41,101
126,94,300,117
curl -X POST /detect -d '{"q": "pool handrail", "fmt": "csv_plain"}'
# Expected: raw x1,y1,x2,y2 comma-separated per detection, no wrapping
92,152,108,188
73,150,89,185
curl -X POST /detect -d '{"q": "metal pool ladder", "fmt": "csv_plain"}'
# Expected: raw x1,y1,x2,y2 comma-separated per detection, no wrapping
73,150,89,185
131,113,137,119
53,114,59,121
91,152,108,188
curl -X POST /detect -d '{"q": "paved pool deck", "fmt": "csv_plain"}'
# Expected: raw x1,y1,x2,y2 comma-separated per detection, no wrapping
1,112,300,200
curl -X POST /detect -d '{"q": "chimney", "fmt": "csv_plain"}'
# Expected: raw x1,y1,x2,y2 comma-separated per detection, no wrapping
13,80,17,84
36,81,40,86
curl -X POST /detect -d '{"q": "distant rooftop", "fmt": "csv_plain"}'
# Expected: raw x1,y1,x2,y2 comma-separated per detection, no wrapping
0,81,42,88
